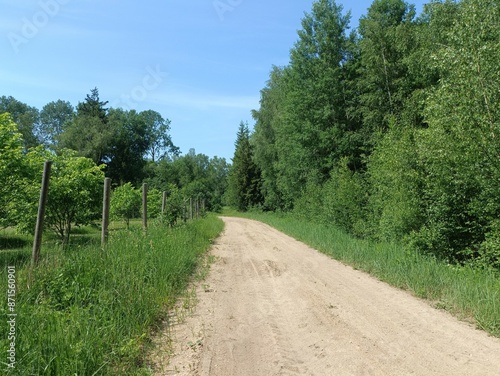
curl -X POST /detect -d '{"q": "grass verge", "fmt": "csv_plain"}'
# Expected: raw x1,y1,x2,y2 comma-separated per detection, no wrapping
223,208,500,338
0,214,224,375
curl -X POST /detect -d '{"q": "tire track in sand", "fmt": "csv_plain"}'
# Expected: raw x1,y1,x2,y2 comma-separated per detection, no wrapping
149,217,500,376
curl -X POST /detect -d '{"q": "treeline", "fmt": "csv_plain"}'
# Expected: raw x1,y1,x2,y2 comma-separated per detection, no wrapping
1,88,179,184
0,89,229,240
229,0,499,269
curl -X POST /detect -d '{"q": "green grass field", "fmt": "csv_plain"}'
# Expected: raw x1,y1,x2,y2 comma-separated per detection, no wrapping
223,208,500,338
0,215,224,375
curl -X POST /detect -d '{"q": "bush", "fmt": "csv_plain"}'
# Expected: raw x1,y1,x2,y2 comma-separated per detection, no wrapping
323,158,367,237
366,125,423,243
110,183,141,228
9,147,104,243
146,187,163,219
160,184,185,227
475,221,500,270
293,179,324,224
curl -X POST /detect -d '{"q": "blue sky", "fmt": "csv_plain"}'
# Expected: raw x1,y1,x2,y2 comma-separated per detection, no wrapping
1,0,426,162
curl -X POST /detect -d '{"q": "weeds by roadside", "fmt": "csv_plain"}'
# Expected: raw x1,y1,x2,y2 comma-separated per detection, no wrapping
145,250,218,375
0,215,223,375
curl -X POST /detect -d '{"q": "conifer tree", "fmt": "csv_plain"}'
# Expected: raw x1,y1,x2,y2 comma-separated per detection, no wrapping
60,87,112,165
227,122,262,211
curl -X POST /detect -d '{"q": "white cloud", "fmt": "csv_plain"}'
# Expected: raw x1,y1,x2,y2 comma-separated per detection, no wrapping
151,90,259,111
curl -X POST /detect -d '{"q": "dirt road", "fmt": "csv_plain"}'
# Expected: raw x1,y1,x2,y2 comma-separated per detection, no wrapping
150,217,500,375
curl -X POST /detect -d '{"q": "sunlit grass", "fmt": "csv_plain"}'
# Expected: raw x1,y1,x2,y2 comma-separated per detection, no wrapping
0,215,224,375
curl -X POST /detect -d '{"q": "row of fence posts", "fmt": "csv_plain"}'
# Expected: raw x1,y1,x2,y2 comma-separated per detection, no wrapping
185,195,206,222
31,161,206,266
99,180,149,247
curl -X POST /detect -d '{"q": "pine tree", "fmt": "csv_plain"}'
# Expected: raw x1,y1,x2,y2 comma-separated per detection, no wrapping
76,87,109,123
227,122,262,211
60,88,112,165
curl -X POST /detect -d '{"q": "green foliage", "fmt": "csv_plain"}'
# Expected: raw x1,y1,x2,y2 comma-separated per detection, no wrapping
406,0,500,262
110,183,141,228
358,0,418,140
477,221,500,271
60,112,113,166
160,184,185,227
293,180,324,224
147,150,229,212
249,0,500,270
323,159,367,237
279,0,362,203
57,89,178,185
251,66,287,210
9,148,104,243
0,95,40,149
367,124,423,242
205,156,229,212
226,122,262,211
46,152,104,243
0,90,185,211
106,108,149,184
77,87,109,123
294,159,367,236
141,109,179,162
146,187,163,219
39,100,74,148
59,88,111,166
0,114,24,228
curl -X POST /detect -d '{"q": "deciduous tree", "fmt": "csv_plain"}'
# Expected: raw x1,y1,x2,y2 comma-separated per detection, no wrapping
0,96,40,149
0,114,24,228
39,100,74,148
10,148,104,244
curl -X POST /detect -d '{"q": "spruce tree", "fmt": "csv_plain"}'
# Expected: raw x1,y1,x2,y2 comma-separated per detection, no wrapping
60,87,112,165
227,122,262,211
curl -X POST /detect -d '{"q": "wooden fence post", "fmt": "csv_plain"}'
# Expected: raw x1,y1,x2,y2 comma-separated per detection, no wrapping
142,183,148,231
32,161,52,266
162,191,167,216
101,178,111,247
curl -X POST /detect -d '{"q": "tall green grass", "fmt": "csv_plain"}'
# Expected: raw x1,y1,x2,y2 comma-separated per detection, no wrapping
224,209,500,338
0,215,223,375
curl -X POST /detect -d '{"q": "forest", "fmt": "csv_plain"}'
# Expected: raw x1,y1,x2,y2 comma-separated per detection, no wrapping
1,0,498,269
227,0,499,270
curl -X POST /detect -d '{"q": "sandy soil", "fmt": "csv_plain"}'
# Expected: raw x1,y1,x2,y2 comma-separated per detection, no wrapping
149,216,500,376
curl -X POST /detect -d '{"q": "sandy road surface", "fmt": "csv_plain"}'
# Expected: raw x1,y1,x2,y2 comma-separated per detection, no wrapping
150,217,500,375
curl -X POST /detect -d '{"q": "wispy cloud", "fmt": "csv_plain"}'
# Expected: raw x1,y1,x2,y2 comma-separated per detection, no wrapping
151,90,259,111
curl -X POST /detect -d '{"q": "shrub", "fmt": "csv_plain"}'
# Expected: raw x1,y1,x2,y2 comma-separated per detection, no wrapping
110,183,141,228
